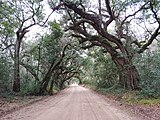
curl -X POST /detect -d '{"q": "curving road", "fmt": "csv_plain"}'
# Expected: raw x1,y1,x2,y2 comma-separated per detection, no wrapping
1,85,141,120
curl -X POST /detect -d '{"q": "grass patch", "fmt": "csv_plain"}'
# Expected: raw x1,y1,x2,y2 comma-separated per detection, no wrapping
85,84,97,90
6,95,14,103
122,91,160,105
88,85,160,106
97,86,126,96
91,85,127,100
138,99,160,105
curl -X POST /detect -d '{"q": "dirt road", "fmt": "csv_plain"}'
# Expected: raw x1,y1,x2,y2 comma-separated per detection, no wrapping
1,85,142,120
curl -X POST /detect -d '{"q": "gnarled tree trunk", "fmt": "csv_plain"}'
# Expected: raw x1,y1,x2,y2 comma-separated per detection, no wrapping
113,56,140,90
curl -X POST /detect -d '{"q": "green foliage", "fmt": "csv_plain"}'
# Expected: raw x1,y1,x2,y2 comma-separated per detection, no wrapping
6,95,14,103
20,80,41,96
52,85,60,93
48,21,63,38
80,48,120,92
97,86,126,97
0,54,13,95
0,1,17,35
134,50,160,98
82,48,118,89
40,21,63,63
137,99,160,105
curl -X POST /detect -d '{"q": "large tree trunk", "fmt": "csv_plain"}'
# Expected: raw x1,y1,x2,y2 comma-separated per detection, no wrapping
13,39,21,92
39,59,62,94
113,56,140,90
39,70,52,94
49,79,54,95
59,80,65,90
13,30,29,92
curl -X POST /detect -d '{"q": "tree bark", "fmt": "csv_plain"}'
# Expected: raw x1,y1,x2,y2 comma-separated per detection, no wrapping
59,80,65,90
112,56,140,90
13,38,21,92
49,79,54,95
13,30,29,92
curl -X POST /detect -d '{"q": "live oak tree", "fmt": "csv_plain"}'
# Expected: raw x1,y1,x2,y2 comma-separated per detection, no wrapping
3,0,55,92
0,0,44,92
50,0,160,90
14,0,44,92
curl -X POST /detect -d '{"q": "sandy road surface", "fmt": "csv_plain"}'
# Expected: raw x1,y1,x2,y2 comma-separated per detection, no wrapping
0,85,141,120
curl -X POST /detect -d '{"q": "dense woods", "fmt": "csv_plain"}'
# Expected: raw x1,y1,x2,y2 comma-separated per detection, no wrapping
0,0,160,99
